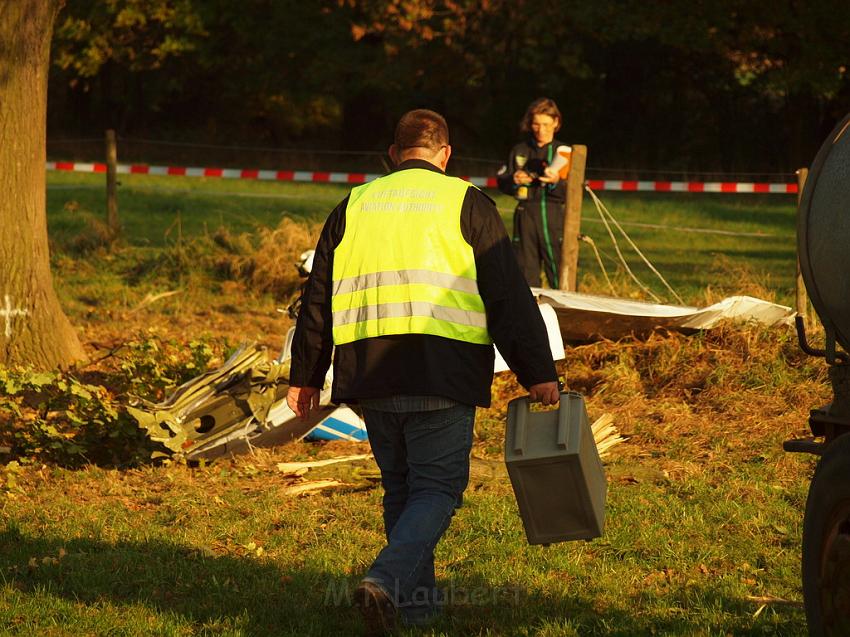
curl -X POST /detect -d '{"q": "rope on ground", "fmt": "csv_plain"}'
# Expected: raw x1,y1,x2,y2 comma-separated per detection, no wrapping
586,186,662,303
582,217,774,239
579,234,616,295
495,208,775,239
586,185,686,305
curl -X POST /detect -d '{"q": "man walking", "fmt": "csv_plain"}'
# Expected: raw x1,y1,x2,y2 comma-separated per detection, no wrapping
287,109,559,634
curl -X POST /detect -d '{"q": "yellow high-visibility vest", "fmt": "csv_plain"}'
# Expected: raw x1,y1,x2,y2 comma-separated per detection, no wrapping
332,168,492,345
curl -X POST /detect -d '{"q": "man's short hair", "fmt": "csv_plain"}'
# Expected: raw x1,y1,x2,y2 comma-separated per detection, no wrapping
394,109,449,152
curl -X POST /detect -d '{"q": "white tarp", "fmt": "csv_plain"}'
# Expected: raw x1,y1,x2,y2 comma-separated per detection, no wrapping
532,289,794,341
494,302,565,373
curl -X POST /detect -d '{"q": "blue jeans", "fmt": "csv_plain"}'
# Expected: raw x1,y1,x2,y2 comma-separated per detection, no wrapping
361,403,476,622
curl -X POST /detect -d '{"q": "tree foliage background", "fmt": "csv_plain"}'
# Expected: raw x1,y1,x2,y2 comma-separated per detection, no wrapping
48,0,850,173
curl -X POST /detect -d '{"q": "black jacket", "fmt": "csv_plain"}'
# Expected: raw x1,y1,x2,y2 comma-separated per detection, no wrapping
497,137,567,205
289,159,558,407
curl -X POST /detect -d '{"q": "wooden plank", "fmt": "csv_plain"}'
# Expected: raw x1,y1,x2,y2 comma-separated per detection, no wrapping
559,145,587,291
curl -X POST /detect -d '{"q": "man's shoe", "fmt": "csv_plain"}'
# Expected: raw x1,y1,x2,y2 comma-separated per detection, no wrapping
354,580,397,636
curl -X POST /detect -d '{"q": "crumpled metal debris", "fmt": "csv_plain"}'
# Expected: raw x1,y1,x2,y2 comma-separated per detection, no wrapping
128,343,333,461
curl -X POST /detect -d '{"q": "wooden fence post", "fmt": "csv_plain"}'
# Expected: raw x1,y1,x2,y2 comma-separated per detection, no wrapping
796,167,809,319
559,144,587,291
105,129,119,237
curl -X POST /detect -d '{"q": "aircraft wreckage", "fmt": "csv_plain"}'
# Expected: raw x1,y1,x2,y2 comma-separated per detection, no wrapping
128,291,792,461
128,303,564,461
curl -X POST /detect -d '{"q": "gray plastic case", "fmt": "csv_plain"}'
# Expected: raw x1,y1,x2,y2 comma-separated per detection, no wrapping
504,391,606,545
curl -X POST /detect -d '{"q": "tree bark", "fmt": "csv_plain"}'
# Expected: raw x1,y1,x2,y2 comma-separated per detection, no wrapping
0,0,84,369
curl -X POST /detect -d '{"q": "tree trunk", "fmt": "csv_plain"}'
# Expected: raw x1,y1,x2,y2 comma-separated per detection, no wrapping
0,0,84,369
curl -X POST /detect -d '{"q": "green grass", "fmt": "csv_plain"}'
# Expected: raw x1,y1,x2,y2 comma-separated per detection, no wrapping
47,171,799,306
0,439,815,636
567,191,797,305
47,171,350,245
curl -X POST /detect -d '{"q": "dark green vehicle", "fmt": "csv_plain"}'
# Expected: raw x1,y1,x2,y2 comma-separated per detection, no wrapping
787,112,850,636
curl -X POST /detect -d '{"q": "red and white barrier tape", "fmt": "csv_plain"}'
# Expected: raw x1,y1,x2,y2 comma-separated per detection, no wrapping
46,162,797,194
585,179,797,194
47,161,386,185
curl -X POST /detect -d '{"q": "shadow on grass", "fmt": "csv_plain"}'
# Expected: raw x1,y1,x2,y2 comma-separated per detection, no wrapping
1,523,359,636
1,524,805,636
420,570,805,636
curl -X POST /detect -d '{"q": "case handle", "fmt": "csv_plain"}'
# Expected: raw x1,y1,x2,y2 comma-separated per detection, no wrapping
513,397,529,455
556,393,569,449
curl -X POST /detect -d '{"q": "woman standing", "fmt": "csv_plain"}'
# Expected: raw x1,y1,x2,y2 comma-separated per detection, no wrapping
497,98,568,288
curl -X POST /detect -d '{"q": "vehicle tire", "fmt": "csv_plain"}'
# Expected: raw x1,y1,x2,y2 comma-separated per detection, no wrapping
802,433,850,636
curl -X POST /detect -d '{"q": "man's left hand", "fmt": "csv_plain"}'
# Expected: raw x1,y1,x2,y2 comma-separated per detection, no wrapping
287,386,321,420
528,381,560,405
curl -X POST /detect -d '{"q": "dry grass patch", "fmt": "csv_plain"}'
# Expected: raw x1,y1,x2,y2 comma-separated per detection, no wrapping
209,217,322,298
